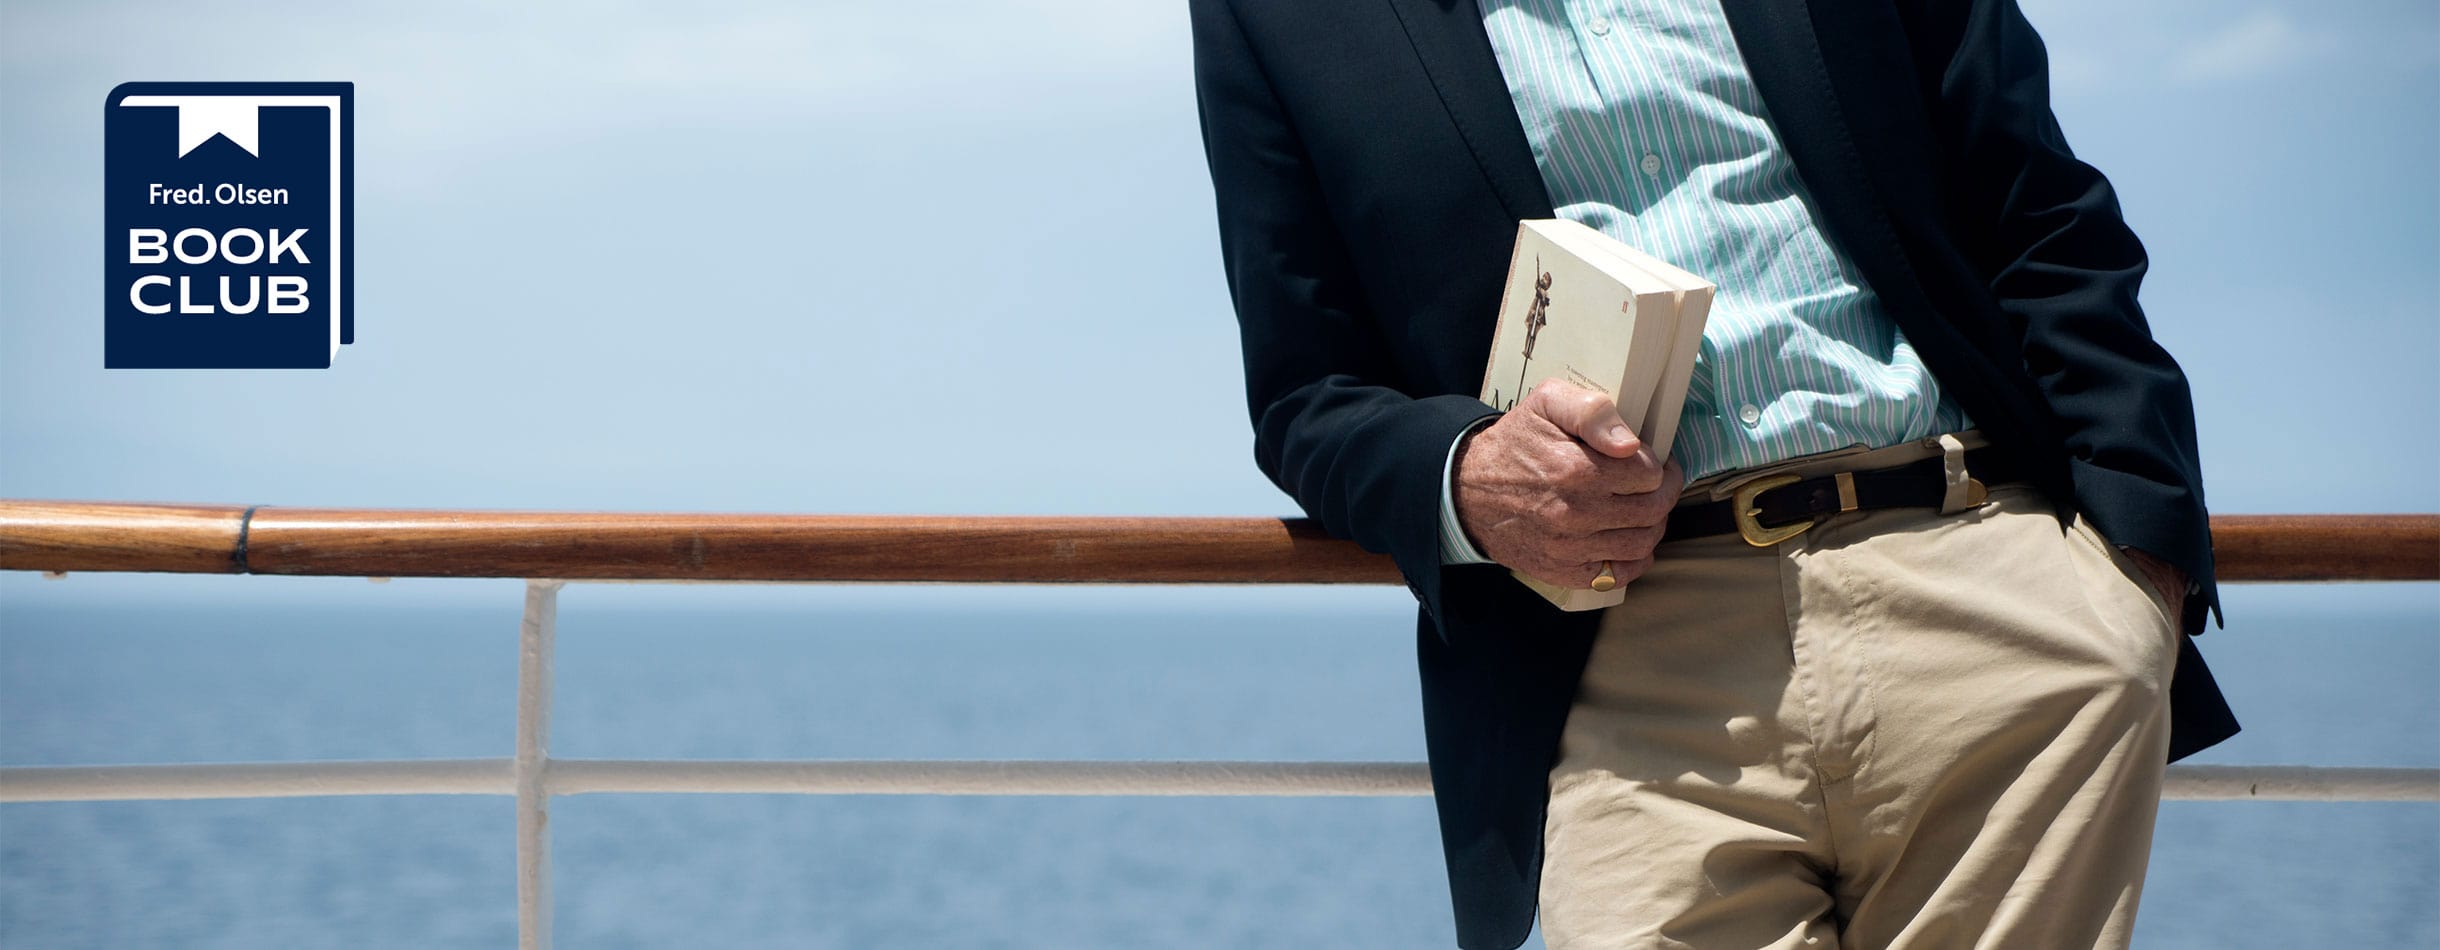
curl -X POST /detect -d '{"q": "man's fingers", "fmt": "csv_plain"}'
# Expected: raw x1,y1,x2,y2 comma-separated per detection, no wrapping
1545,525,1668,565
1610,456,1683,502
1542,490,1674,534
1525,379,1640,459
1590,525,1668,560
1594,451,1667,496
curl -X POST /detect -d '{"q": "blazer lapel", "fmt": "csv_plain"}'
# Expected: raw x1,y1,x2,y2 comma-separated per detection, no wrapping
1716,0,1953,344
1384,0,1554,221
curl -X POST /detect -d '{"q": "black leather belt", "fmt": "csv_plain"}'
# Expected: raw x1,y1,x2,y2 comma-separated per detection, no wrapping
1664,447,2027,546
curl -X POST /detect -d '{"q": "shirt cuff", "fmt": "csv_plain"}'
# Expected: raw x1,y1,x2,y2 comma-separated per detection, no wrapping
1438,418,1499,566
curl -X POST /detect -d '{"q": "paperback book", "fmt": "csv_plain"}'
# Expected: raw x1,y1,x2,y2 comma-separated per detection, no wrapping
1476,219,1714,611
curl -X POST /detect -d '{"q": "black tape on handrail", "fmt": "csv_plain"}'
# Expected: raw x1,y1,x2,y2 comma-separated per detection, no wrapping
232,504,259,574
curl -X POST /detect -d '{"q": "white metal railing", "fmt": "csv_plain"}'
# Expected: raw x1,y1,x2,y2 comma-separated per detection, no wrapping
12,756,2439,803
516,579,558,949
7,577,2438,950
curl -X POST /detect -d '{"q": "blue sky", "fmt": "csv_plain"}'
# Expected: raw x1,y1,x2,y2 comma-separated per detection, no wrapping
0,0,2433,611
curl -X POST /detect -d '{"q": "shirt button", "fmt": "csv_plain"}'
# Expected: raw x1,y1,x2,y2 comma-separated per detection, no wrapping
1588,16,1611,35
1640,153,1663,177
1738,404,1762,426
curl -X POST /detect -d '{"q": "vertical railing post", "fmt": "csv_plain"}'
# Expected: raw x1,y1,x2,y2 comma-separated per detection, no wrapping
517,579,563,950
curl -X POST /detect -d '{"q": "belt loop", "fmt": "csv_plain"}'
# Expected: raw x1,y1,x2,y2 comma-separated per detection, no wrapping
1937,433,1986,515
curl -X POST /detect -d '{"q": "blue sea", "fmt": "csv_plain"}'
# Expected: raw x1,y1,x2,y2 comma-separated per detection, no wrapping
2,581,2434,948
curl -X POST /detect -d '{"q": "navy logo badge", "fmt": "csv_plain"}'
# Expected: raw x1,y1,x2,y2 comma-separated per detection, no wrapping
104,82,354,368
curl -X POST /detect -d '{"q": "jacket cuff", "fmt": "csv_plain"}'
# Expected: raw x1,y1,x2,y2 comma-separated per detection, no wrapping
1387,396,1503,630
2066,456,2223,636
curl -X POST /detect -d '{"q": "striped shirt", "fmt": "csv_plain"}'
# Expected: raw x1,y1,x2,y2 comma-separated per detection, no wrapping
1440,0,1971,564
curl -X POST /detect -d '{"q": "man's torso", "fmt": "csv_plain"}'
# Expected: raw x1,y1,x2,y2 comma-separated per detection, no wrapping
1479,0,1973,480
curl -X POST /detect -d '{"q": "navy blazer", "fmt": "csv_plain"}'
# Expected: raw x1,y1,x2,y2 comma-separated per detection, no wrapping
1188,1,2240,946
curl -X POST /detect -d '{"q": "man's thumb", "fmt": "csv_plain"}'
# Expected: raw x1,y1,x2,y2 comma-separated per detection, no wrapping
1528,381,1641,459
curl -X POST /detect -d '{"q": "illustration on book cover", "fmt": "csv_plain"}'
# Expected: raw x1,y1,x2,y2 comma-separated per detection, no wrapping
1490,258,1553,413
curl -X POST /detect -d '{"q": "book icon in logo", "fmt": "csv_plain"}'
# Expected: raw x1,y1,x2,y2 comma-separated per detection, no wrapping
103,82,353,368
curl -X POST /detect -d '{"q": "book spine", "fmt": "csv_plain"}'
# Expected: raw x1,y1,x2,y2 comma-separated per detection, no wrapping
1512,570,1630,611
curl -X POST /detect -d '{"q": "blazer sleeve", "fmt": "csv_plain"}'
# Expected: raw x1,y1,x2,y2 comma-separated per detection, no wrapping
1190,0,1501,630
1913,0,2221,634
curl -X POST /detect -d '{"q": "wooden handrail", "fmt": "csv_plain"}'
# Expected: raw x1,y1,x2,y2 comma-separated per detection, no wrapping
1,500,2433,583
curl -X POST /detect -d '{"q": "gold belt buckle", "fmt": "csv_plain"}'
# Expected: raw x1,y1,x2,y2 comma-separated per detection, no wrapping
1732,473,1812,547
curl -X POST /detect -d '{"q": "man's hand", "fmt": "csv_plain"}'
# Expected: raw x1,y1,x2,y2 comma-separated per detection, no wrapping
2120,546,2188,631
1452,379,1684,590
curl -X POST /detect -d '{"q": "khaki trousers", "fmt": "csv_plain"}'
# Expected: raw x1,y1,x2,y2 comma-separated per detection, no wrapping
1540,480,2179,949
